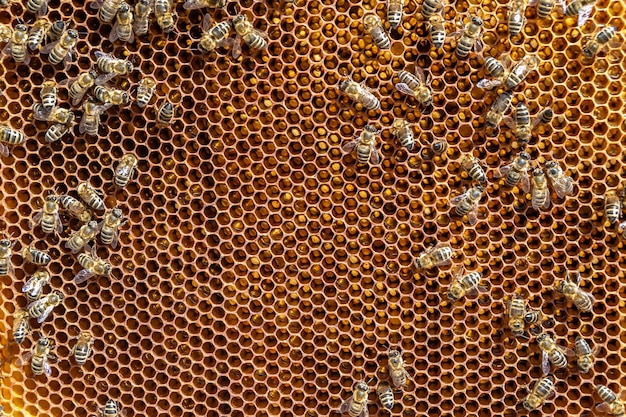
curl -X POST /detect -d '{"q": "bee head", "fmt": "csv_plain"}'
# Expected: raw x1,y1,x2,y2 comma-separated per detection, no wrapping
68,29,79,39
471,16,483,26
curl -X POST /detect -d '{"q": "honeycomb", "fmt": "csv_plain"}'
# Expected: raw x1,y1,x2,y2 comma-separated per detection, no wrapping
0,0,624,415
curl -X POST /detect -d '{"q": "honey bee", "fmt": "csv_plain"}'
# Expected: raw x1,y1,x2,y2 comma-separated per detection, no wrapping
453,16,483,58
0,125,25,156
485,90,513,129
561,0,597,26
362,13,390,50
478,55,539,90
596,385,626,417
154,0,175,33
34,104,74,125
72,332,94,366
46,20,65,43
101,400,122,417
21,335,54,376
22,245,51,266
136,77,156,108
90,0,124,23
133,0,152,36
45,123,72,143
387,0,404,28
94,85,130,107
199,14,234,54
232,14,268,58
99,208,126,248
503,102,532,146
544,160,574,199
574,337,595,373
529,0,557,17
450,185,484,225
94,51,134,85
75,249,112,284
41,28,77,67
524,308,546,326
391,118,414,151
22,270,51,302
537,333,573,373
114,154,138,187
507,294,528,337
530,168,550,210
65,220,99,254
460,155,486,184
68,70,98,106
604,190,621,225
28,19,50,51
395,68,433,106
27,0,48,16
431,138,448,155
554,273,594,313
59,195,92,222
0,24,12,43
110,2,134,43
77,182,105,211
27,290,63,323
377,382,394,410
183,0,226,8
157,101,176,126
523,376,554,411
338,76,381,111
414,244,453,270
3,24,30,65
421,0,444,18
388,349,409,388
342,125,381,165
618,221,626,240
428,13,446,49
508,0,529,36
583,26,618,59
12,309,31,344
0,237,15,277
32,194,62,236
448,267,485,302
79,100,106,137
537,108,553,125
495,151,531,191
39,80,58,112
340,380,370,417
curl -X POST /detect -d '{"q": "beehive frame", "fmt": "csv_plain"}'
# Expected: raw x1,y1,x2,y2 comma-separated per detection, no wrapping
0,0,624,416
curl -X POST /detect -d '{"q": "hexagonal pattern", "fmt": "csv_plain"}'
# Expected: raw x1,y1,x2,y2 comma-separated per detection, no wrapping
0,0,624,416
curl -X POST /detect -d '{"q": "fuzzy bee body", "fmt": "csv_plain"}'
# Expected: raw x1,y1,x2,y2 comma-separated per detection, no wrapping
604,190,620,225
448,269,483,302
0,238,15,276
451,185,483,225
232,14,267,57
66,221,99,253
95,51,134,85
101,400,122,417
93,0,124,23
484,56,506,78
508,295,527,337
46,20,65,43
39,80,58,112
455,16,482,58
72,332,94,366
136,77,156,108
59,195,92,222
596,385,626,417
388,349,409,387
563,0,597,26
94,85,130,107
78,182,105,211
396,68,432,106
79,101,105,136
199,17,233,54
28,19,50,51
33,194,62,235
111,2,134,43
27,0,48,16
535,0,556,17
27,290,63,323
485,90,513,128
544,160,573,199
22,245,51,265
115,154,138,187
340,381,369,417
460,155,486,183
504,54,539,89
99,208,126,248
12,309,30,344
69,70,98,106
428,14,446,48
508,0,529,36
554,273,594,312
22,270,51,302
183,0,226,8
537,333,571,373
574,337,594,373
531,168,550,210
392,119,414,150
28,336,53,376
339,77,380,110
414,244,453,270
342,125,381,165
154,0,175,33
363,14,390,49
75,250,112,284
583,26,617,58
5,24,30,64
377,382,394,410
421,0,444,18
44,28,78,66
157,101,175,125
387,0,404,28
133,0,152,36
495,151,531,191
523,376,554,411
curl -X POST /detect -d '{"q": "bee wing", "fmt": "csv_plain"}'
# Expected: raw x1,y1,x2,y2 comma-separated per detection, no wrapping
21,49,31,65
561,345,576,359
40,40,58,54
219,37,236,49
16,351,33,367
495,164,511,179
110,230,120,249
476,78,502,89
596,402,612,415
1,40,12,56
618,221,626,235
541,351,551,375
95,73,117,85
503,116,516,130
37,0,48,16
577,4,593,26
183,0,204,9
37,305,55,323
93,50,112,60
43,357,52,376
395,82,416,96
71,89,89,106
54,213,63,235
89,0,104,9
253,29,268,40
78,113,87,134
22,275,36,293
0,143,9,157
450,191,470,205
370,148,381,165
414,67,426,83
467,204,479,225
201,13,212,31
520,172,531,193
32,210,44,226
231,37,243,58
339,399,353,414
528,0,538,5
552,177,574,198
341,139,359,153
33,104,51,121
74,269,95,285
109,23,121,43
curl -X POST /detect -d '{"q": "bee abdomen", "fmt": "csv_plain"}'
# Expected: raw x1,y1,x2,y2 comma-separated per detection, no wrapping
398,70,418,88
549,351,568,368
244,34,267,50
537,0,555,17
101,229,114,244
41,215,56,233
421,0,441,18
26,0,45,13
74,346,91,365
456,38,472,58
